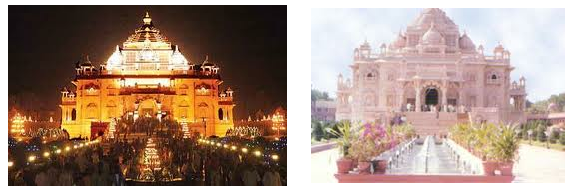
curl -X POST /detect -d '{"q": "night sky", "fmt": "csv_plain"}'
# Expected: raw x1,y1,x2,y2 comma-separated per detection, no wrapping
9,5,287,120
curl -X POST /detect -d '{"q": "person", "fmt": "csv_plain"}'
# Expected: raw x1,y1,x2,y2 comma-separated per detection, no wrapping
242,164,260,186
262,167,281,186
34,170,50,186
13,169,26,186
58,169,74,186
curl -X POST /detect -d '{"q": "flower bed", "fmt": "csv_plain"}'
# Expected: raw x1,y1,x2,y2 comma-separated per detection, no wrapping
330,121,415,175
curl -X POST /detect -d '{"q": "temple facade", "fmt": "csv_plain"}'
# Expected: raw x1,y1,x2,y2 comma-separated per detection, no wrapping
60,12,235,138
336,8,527,134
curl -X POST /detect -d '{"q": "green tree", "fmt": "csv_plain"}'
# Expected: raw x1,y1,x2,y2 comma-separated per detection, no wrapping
549,130,560,144
311,89,333,102
559,131,565,145
312,121,325,141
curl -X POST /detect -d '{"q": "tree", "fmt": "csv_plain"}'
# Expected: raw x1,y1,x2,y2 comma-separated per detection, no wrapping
548,130,561,144
311,89,333,102
311,121,325,141
559,131,565,145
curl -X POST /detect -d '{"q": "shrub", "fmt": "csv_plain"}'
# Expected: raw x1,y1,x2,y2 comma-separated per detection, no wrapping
559,131,565,145
549,130,560,144
491,124,520,163
312,121,325,141
537,127,547,142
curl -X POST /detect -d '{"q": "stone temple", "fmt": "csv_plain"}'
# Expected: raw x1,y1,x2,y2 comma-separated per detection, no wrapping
336,8,527,134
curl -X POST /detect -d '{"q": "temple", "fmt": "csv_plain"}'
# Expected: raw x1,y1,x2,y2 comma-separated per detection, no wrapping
336,8,527,134
60,12,235,138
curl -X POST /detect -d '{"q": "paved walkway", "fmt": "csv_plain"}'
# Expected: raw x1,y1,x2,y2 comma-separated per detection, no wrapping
310,147,338,183
513,144,565,183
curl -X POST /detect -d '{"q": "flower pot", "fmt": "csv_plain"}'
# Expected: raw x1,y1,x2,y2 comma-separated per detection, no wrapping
336,158,354,174
498,162,514,176
482,161,498,176
357,161,371,174
374,160,387,174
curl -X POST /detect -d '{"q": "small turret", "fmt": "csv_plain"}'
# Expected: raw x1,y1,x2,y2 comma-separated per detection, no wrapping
225,87,234,97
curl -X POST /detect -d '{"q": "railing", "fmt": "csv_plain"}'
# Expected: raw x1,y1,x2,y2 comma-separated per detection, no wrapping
445,139,483,175
119,87,176,95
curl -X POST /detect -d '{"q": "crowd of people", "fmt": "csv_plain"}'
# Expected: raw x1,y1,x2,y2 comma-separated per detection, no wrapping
8,134,286,186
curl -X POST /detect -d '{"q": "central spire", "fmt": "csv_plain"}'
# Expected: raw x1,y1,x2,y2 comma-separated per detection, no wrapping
143,11,152,25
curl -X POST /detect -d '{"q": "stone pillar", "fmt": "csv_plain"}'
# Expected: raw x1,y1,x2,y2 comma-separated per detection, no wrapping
415,87,421,112
442,88,448,112
397,84,404,112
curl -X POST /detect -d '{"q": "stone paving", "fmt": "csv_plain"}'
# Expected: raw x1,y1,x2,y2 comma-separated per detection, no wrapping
512,144,565,183
310,146,338,183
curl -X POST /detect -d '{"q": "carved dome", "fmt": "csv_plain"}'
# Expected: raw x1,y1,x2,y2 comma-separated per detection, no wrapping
459,32,476,51
107,45,124,66
169,45,188,65
421,22,444,45
411,8,457,29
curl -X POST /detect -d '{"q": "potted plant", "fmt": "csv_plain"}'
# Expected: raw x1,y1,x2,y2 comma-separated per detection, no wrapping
474,123,499,176
348,122,388,174
491,123,520,176
328,121,356,174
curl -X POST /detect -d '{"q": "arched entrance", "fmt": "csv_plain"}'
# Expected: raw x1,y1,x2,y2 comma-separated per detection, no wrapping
425,88,439,106
138,99,159,118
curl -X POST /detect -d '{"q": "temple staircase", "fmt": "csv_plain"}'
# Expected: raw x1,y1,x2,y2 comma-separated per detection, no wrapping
404,112,464,135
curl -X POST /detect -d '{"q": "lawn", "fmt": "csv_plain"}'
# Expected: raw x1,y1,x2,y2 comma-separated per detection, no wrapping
520,139,565,151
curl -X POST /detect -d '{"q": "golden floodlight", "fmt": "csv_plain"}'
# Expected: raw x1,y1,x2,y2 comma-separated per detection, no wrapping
216,143,222,147
253,150,261,157
8,161,14,167
210,141,215,145
28,155,36,162
271,154,279,161
223,144,229,149
56,149,62,154
43,152,50,157
231,146,237,151
73,145,78,149
241,147,248,153
65,146,71,151
79,143,84,147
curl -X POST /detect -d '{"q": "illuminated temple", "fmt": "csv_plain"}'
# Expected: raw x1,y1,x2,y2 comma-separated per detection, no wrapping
59,12,235,138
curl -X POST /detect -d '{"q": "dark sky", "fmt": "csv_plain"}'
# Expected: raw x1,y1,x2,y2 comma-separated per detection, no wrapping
9,5,287,120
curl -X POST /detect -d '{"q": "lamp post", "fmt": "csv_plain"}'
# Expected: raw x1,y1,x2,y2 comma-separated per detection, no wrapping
527,130,533,145
544,131,551,149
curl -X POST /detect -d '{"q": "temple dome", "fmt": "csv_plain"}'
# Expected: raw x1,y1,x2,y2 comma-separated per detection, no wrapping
107,45,124,66
459,32,476,51
169,45,188,65
421,22,444,45
411,8,457,29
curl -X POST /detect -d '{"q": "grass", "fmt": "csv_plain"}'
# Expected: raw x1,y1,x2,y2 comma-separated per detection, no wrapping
520,139,565,151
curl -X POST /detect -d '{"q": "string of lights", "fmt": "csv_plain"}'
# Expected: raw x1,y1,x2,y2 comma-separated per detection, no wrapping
196,139,280,162
9,139,101,168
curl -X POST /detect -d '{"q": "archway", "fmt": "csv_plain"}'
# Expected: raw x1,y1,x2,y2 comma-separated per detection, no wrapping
138,99,158,118
425,88,439,106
